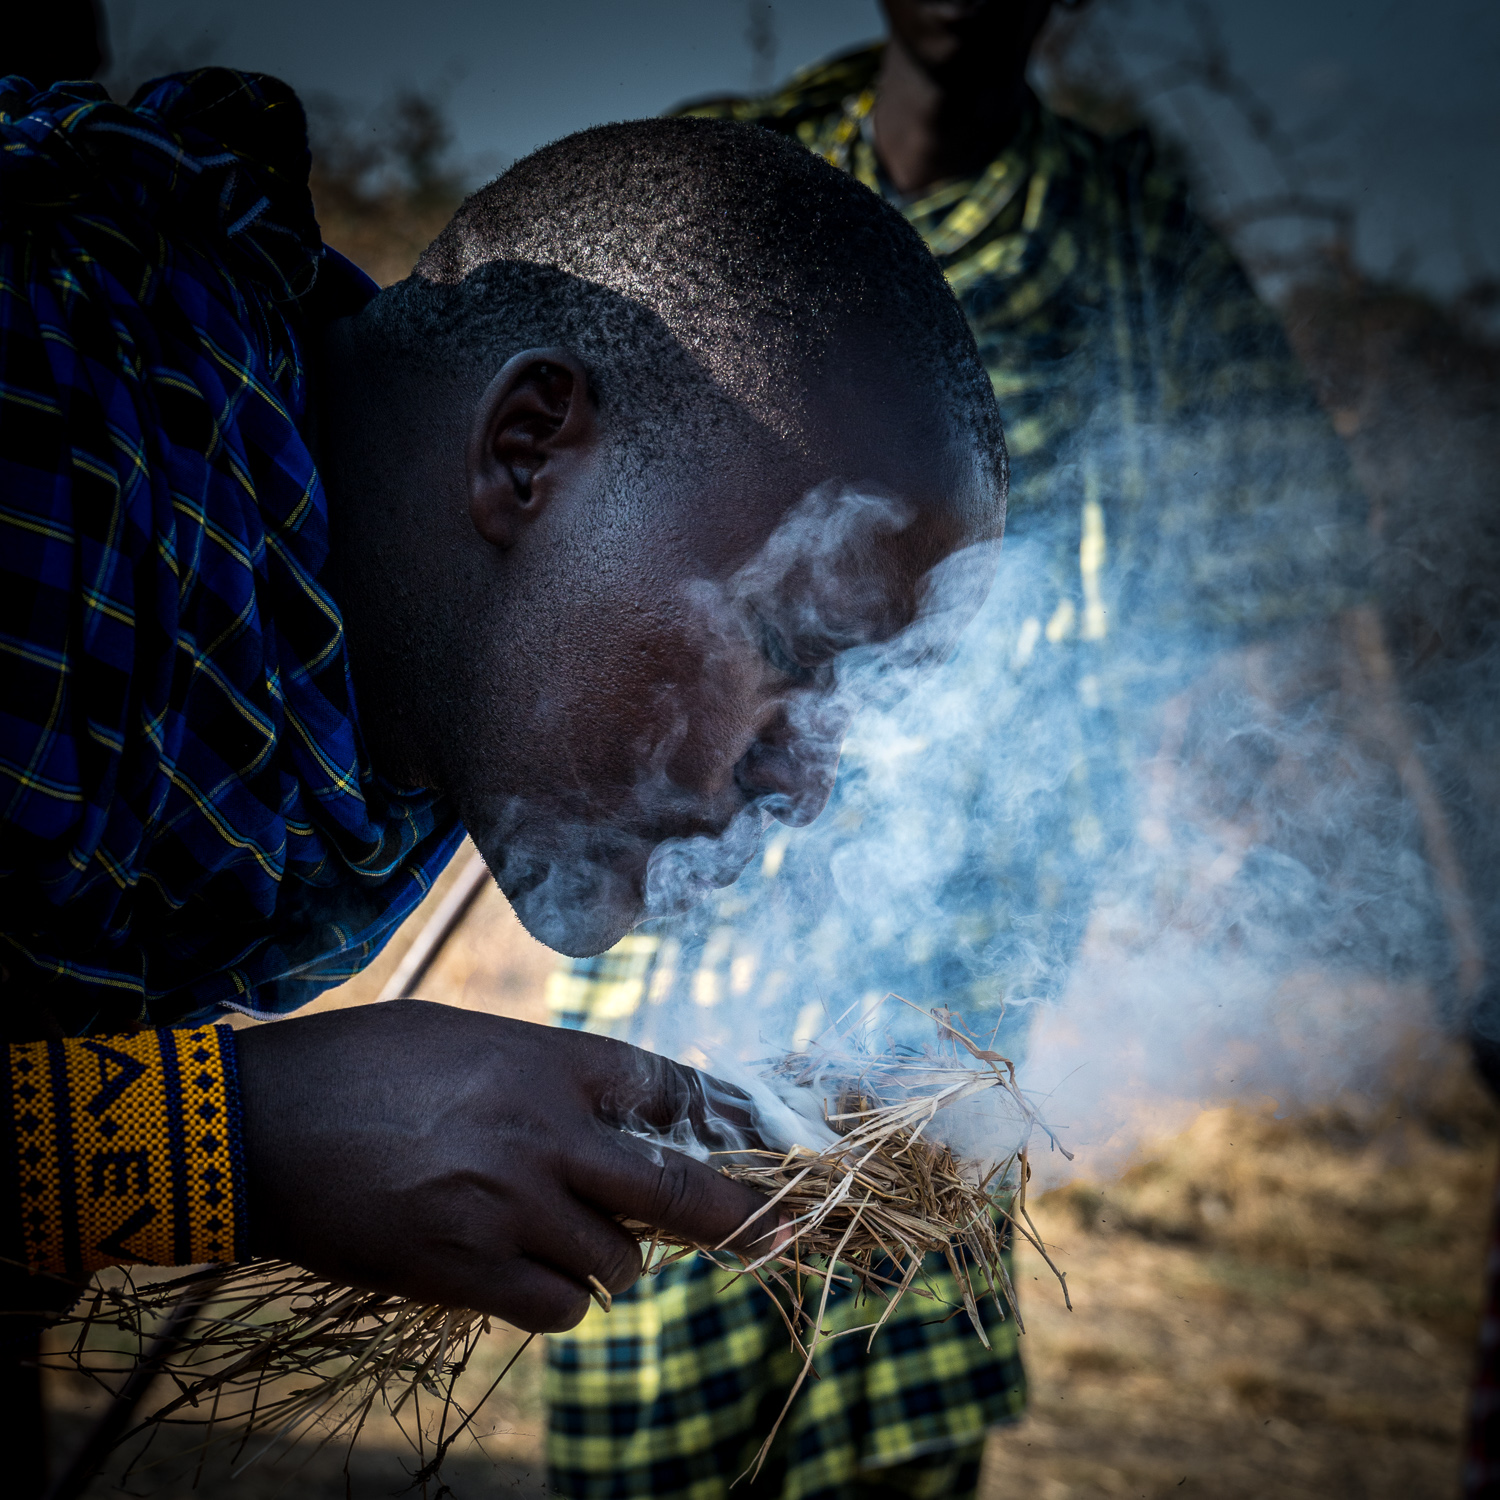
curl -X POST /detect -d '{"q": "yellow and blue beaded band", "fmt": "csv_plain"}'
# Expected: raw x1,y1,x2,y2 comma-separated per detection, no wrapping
6,1025,245,1279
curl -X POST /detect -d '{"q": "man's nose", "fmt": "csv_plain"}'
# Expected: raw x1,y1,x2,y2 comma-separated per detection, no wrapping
734,715,843,828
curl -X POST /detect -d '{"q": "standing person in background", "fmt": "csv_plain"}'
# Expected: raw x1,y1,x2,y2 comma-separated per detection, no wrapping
543,4,1476,1498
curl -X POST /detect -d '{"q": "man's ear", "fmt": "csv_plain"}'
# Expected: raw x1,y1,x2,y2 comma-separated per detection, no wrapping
467,347,596,549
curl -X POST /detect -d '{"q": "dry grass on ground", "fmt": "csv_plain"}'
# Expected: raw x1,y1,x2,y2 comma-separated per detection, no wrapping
46,864,1498,1498
986,1066,1496,1500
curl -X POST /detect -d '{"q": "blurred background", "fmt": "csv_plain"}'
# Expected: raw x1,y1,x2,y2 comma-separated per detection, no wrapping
36,2,1500,1496
95,0,1500,305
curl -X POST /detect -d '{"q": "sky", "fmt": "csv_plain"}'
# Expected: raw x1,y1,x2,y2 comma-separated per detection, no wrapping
99,0,1500,298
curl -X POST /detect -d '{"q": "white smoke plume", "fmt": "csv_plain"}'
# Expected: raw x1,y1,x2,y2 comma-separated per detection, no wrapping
584,460,1481,1189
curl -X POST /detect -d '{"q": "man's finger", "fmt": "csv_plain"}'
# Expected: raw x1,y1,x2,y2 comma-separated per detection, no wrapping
568,1131,780,1255
511,1194,647,1297
481,1256,594,1334
585,1038,758,1152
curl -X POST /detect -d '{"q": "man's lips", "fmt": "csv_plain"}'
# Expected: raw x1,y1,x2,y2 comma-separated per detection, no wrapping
698,831,764,892
635,793,776,853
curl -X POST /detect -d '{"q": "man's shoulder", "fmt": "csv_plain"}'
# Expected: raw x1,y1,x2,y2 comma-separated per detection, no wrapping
669,43,882,133
1037,102,1234,274
1,68,323,303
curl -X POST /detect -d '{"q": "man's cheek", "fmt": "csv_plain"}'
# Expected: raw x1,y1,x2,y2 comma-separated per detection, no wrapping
621,667,751,794
657,694,767,798
663,650,779,790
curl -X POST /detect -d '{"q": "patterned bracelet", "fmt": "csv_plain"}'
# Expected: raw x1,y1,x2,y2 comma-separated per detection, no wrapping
5,1025,247,1279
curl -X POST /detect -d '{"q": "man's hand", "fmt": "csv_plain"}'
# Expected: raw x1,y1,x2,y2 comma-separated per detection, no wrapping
234,1000,773,1332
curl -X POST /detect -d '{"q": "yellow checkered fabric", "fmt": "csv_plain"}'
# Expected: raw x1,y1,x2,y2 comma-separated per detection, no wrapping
545,934,667,1031
6,1026,245,1278
546,1247,1021,1500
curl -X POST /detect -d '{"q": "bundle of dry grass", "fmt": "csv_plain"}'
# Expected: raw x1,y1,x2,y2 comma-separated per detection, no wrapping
625,1002,1074,1475
52,1260,527,1487
49,1002,1070,1486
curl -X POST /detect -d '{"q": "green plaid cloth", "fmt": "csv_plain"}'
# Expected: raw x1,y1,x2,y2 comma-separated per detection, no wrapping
545,1248,1022,1500
547,43,1368,1500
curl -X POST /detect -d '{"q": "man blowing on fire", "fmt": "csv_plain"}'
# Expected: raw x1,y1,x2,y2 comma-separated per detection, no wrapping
0,65,1007,1481
541,3,1485,1498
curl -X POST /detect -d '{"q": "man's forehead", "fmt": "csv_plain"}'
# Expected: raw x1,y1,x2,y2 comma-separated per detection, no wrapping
656,343,1003,615
797,355,1001,520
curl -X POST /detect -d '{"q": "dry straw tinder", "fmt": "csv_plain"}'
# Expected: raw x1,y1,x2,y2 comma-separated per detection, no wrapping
51,1003,1069,1485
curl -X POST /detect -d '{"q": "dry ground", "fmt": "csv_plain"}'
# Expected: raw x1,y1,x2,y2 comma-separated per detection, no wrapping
983,1079,1495,1500
45,854,1498,1499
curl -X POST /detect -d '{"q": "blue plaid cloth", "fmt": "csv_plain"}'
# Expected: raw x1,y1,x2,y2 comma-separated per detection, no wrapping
0,70,464,1033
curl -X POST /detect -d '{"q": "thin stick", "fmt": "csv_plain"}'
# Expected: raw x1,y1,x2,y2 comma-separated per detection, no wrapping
409,1334,537,1487
44,1273,222,1500
377,848,490,1001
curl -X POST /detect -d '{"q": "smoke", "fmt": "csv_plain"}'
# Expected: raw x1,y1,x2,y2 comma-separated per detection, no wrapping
636,484,922,925
580,444,1481,1188
474,482,1001,965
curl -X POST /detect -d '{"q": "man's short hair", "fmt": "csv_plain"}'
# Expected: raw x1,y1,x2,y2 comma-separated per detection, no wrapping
360,117,1004,480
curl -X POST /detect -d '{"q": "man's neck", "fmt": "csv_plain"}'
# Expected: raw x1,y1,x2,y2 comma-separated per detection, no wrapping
314,319,449,792
871,40,1030,198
